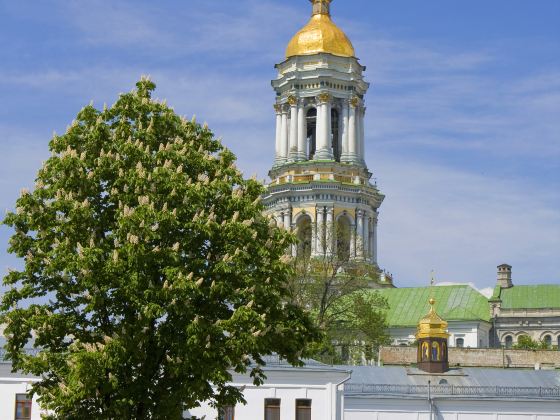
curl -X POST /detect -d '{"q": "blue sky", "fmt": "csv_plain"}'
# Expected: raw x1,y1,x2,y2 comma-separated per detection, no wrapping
0,0,559,293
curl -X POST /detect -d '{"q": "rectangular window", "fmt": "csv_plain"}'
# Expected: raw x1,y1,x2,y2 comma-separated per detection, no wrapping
264,398,281,420
218,405,235,420
15,394,32,420
296,399,312,420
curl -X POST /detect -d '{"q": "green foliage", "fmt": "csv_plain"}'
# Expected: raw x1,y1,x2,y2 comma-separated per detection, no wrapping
512,335,550,350
288,243,389,365
1,78,318,419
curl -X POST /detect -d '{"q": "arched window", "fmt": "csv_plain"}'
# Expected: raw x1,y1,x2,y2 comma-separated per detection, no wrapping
456,338,464,348
306,108,317,160
331,108,340,161
336,216,351,262
505,335,513,349
296,215,312,258
544,335,552,348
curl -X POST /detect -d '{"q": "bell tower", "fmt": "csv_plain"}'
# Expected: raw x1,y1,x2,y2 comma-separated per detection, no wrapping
263,0,387,279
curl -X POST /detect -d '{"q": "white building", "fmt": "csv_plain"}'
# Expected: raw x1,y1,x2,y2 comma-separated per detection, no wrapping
0,361,44,420
3,355,557,420
490,264,560,348
344,365,560,420
185,297,560,420
186,355,350,420
183,358,560,420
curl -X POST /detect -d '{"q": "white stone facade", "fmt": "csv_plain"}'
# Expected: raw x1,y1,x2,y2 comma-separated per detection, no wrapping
264,54,385,270
271,55,369,167
0,369,44,420
185,362,350,420
185,363,560,420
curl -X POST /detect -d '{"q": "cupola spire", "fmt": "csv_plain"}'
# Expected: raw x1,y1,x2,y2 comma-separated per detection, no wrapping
311,0,332,16
286,0,354,58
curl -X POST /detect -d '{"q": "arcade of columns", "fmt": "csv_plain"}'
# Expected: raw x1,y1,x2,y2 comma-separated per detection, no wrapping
275,205,379,263
273,95,366,165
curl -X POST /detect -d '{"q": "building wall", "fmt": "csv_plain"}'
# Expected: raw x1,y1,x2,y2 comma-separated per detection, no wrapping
0,380,44,420
380,346,560,368
495,314,560,347
345,396,560,420
389,321,491,348
185,369,349,420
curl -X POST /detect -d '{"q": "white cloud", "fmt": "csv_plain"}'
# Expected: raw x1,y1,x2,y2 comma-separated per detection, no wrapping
375,154,560,289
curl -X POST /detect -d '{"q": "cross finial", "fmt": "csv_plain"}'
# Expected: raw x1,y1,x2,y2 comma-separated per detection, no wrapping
429,270,436,307
310,0,332,16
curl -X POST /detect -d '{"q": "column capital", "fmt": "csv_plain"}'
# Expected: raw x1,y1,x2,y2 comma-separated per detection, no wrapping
349,96,361,108
317,92,332,104
274,103,282,113
326,207,335,216
287,95,298,107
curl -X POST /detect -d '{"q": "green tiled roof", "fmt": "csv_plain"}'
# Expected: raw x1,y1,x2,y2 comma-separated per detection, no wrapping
499,285,560,310
374,285,491,328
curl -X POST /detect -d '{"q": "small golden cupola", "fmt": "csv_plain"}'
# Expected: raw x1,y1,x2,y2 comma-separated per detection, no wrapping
416,298,450,373
286,0,355,58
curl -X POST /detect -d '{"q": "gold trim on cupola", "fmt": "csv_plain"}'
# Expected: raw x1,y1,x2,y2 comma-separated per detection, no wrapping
416,298,450,340
285,0,355,58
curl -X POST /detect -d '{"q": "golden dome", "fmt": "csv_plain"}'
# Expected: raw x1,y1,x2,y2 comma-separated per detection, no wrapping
416,299,450,340
286,0,355,59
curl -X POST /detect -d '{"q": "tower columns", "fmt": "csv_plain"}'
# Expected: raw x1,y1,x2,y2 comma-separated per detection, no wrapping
356,209,364,259
363,213,370,260
274,104,283,165
283,208,292,231
347,98,359,163
371,213,378,263
311,214,318,256
288,96,299,161
359,106,366,163
349,223,356,258
326,207,335,256
315,206,325,255
297,101,307,161
314,93,333,160
280,106,289,161
340,101,350,162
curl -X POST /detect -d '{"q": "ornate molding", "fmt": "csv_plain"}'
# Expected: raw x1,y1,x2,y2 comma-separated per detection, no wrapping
317,92,332,104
